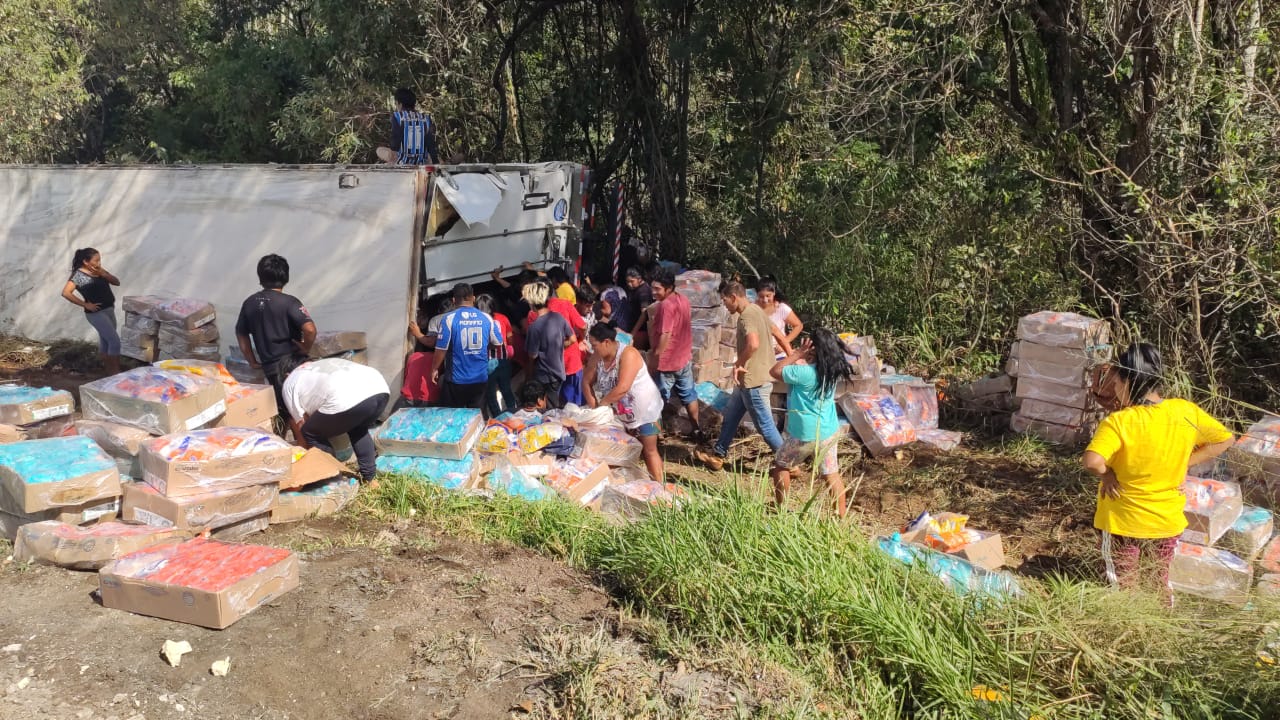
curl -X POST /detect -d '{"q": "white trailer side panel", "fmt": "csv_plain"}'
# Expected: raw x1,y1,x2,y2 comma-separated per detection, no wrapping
0,166,416,386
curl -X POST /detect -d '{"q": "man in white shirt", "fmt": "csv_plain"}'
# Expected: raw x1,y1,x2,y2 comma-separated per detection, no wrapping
282,358,391,484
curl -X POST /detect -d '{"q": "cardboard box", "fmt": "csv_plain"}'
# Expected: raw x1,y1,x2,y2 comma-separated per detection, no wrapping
375,454,478,490
901,514,1006,571
98,538,299,629
572,426,642,467
545,458,611,506
1221,506,1273,559
1169,541,1252,604
1016,311,1109,349
0,436,122,514
837,393,917,457
210,512,269,541
0,424,23,444
1015,340,1112,366
76,419,151,458
1014,378,1092,410
81,368,228,436
887,380,938,430
374,407,483,460
1015,351,1093,388
216,384,278,429
122,481,278,530
309,331,368,358
0,497,121,541
159,322,220,346
0,386,75,426
123,311,160,333
485,459,553,501
282,447,348,491
1182,477,1244,546
122,295,216,330
600,479,686,519
1017,398,1091,428
14,520,191,570
271,477,360,524
139,428,293,498
1009,411,1086,445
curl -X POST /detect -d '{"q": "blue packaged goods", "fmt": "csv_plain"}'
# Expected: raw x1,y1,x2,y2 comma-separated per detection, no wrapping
0,436,122,514
376,454,477,490
695,382,732,413
487,459,552,501
0,385,75,426
373,407,483,460
877,533,1021,602
1222,506,1273,559
271,477,360,524
80,368,228,436
139,427,293,498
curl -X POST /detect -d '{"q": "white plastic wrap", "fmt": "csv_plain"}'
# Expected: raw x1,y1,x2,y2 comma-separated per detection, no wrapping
1014,377,1092,410
1016,311,1109,349
81,368,228,436
1169,541,1252,604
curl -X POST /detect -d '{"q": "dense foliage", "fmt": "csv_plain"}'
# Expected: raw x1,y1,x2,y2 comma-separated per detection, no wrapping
4,0,1279,410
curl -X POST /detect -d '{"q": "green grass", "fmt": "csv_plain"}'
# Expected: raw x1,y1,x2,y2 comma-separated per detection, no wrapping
360,472,1280,719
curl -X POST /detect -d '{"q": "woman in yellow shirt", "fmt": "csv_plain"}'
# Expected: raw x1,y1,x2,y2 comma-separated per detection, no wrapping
1081,343,1234,595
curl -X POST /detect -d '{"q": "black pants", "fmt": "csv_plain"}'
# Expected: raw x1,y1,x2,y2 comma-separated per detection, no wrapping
442,381,486,410
264,354,308,423
301,393,389,482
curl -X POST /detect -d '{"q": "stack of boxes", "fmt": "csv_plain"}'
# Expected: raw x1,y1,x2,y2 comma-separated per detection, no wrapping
310,331,369,364
1008,311,1111,444
1169,476,1273,604
374,407,484,491
121,295,220,363
680,271,733,389
0,384,76,442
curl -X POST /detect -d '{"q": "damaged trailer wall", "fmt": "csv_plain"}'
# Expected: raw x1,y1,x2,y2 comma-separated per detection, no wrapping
0,165,417,387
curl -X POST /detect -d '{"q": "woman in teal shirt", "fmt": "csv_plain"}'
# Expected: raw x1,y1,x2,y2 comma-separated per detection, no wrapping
769,327,854,517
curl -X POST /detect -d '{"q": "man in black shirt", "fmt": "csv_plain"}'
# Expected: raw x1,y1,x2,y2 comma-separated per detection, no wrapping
235,254,317,434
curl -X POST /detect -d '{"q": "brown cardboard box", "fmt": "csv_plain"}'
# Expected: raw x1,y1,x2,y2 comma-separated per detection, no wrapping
0,437,123,514
718,343,737,364
210,513,270,541
0,424,22,443
309,331,368,358
216,384,278,429
14,520,192,570
900,513,1006,571
546,459,611,506
281,448,348,491
271,477,360,524
81,369,228,435
0,388,75,426
1009,412,1087,444
1015,340,1112,366
98,538,299,629
0,497,121,541
139,436,292,498
122,481,278,530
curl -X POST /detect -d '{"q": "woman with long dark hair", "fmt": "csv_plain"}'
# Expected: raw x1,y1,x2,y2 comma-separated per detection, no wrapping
61,248,122,374
769,326,853,517
1082,343,1234,599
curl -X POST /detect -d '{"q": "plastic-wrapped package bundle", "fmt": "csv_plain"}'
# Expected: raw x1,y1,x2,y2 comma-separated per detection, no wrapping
81,368,228,435
838,394,917,456
915,428,964,452
876,534,1021,602
0,436,122,514
601,480,686,519
1016,398,1090,427
1014,379,1093,409
690,305,729,326
158,345,221,363
1009,412,1087,445
14,520,191,570
224,346,268,385
1169,541,1252,604
1221,506,1273,559
77,419,151,478
374,407,483,460
119,327,158,363
122,295,216,330
487,458,552,501
98,538,299,629
517,422,569,454
545,457,611,505
376,454,477,490
210,513,270,541
123,480,278,530
271,477,359,524
548,404,622,428
1229,416,1280,490
0,497,121,540
1181,477,1243,546
476,422,518,454
159,322,220,348
695,382,732,413
123,312,160,333
0,385,75,426
151,360,275,428
675,270,722,307
309,331,368,359
139,427,292,497
1262,536,1280,575
1016,311,1109,349
886,380,938,430
573,425,642,466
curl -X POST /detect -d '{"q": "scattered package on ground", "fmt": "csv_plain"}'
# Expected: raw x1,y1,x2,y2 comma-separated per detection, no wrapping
572,425,642,466
600,479,686,518
376,454,477,490
487,458,553,501
122,295,217,330
877,534,1021,601
517,422,571,455
545,458,611,506
1181,477,1244,546
309,331,368,359
881,377,938,430
0,497,121,541
139,427,292,497
1221,506,1273,559
122,480,278,530
0,436,122,514
1168,541,1252,604
1008,412,1086,445
81,368,228,436
900,512,1005,570
0,385,74,426
75,419,150,459
838,393,917,456
281,447,348,491
476,421,518,454
374,407,483,459
14,520,192,570
915,428,964,452
952,374,1015,412
210,513,270,541
271,477,359,524
98,537,299,629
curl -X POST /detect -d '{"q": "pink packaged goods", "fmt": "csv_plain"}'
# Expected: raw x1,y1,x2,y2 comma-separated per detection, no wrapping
838,393,917,456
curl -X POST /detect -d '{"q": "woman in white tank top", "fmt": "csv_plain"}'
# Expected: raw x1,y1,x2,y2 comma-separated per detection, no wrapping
583,323,665,481
757,278,803,358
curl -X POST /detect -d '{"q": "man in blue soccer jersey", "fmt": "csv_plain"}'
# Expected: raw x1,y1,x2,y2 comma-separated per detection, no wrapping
431,283,504,410
375,87,441,165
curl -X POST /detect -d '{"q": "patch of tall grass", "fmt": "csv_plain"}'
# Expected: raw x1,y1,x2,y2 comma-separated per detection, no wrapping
363,473,1278,719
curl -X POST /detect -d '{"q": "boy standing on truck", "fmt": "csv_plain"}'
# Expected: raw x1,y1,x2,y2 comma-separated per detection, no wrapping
375,88,440,165
235,254,317,437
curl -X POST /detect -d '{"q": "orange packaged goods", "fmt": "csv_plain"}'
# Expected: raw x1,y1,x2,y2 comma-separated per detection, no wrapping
154,359,279,429
154,359,239,387
1182,477,1244,546
122,481,278,530
14,520,191,570
545,458,611,506
139,427,293,497
838,393,917,456
81,368,228,436
98,538,299,629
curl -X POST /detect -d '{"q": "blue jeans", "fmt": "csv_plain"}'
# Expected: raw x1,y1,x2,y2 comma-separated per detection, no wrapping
656,362,698,406
714,384,783,457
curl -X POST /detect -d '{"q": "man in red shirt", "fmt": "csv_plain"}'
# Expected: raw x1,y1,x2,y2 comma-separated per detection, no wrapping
650,269,704,438
526,281,587,405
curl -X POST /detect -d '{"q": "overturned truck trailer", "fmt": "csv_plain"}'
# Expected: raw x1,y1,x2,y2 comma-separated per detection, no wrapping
0,162,590,387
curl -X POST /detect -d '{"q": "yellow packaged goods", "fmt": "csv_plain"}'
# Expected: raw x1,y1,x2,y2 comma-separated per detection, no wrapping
98,538,299,629
0,436,122,514
122,481,278,530
517,422,568,454
0,386,75,426
282,447,348,491
14,521,192,570
476,421,518,454
139,427,293,498
899,512,1006,571
81,368,228,436
271,477,359,524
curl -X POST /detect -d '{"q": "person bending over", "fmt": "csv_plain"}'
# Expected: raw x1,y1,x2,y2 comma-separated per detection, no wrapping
282,358,390,487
